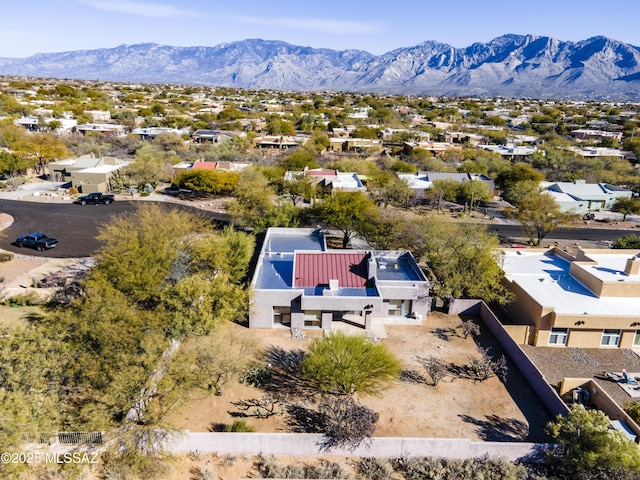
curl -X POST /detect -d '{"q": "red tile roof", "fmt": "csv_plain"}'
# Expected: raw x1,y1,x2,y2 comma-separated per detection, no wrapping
192,161,218,170
294,252,368,288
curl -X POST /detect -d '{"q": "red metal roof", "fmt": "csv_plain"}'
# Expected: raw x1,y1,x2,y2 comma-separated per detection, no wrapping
294,252,368,288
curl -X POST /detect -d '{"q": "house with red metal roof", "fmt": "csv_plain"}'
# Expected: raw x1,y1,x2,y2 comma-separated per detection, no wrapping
249,228,430,336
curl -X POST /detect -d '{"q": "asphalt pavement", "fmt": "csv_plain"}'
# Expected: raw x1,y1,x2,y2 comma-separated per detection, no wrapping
0,196,636,258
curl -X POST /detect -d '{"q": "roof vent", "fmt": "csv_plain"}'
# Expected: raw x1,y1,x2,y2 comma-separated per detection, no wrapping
329,279,339,291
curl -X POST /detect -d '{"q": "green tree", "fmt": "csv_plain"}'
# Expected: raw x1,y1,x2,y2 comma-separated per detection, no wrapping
613,234,640,249
458,180,491,210
546,405,640,477
120,143,174,188
514,192,574,246
406,219,513,305
302,331,402,396
174,169,239,196
612,197,640,221
315,191,379,248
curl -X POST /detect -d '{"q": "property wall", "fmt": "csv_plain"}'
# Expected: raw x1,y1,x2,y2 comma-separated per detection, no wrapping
167,431,552,461
449,300,569,418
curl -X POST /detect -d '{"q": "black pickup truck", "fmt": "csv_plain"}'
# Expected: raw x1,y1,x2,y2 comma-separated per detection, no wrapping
75,192,116,205
15,233,59,251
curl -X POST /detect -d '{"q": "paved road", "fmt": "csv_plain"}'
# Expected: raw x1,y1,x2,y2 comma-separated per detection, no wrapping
0,199,223,258
0,199,636,257
491,224,636,244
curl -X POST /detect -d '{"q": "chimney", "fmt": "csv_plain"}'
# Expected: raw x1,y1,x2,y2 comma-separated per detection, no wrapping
624,256,640,276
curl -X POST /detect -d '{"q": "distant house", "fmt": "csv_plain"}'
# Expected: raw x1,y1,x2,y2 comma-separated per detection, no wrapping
403,141,461,156
75,123,127,137
543,180,633,211
396,171,498,201
327,138,383,154
566,146,626,159
131,127,189,141
570,129,623,142
191,130,238,144
480,144,538,161
253,135,304,151
249,228,430,336
49,154,128,192
284,168,365,194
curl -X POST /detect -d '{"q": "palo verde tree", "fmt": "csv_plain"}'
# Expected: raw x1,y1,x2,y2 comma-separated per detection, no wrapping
612,197,640,221
301,330,402,397
403,218,513,305
314,191,380,248
513,191,575,246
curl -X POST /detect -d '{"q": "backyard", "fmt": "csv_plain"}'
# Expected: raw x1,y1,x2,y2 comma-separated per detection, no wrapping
167,312,552,443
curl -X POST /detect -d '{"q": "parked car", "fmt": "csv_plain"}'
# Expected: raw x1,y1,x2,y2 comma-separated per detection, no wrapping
15,233,58,251
75,192,116,205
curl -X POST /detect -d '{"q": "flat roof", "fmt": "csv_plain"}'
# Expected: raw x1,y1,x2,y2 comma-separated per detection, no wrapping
375,253,427,282
502,250,640,316
264,231,324,254
581,254,640,284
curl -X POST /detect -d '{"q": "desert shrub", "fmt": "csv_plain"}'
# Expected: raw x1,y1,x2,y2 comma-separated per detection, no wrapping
239,363,272,387
256,457,305,478
0,251,14,263
190,465,216,480
224,420,255,432
613,234,640,249
625,401,640,424
4,291,45,306
357,457,394,480
468,347,508,382
395,457,527,480
306,460,347,479
417,356,448,386
318,396,377,452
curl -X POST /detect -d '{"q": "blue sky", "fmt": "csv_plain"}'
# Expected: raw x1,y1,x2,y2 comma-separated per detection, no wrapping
1,0,639,58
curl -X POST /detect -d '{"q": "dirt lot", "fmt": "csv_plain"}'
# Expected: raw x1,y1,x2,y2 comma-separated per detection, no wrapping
168,316,551,443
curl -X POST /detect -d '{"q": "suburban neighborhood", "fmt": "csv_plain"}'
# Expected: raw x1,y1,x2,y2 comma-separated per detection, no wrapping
1,73,640,479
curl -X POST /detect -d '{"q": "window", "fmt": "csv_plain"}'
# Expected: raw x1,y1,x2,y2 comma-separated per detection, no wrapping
601,329,621,346
634,331,640,347
388,299,412,317
273,306,291,326
303,310,321,328
549,328,568,345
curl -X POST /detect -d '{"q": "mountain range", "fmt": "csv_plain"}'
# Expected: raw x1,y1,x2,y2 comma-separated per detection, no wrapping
1,35,640,100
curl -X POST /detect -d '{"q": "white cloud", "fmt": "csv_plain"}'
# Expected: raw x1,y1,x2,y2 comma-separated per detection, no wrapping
227,15,382,35
78,0,200,18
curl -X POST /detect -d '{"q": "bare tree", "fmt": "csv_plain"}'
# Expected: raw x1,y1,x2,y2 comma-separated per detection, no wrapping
417,356,449,386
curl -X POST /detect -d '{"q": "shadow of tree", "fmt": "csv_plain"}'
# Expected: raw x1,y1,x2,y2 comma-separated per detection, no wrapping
208,422,227,432
431,327,457,341
285,404,325,434
399,369,428,384
458,414,529,441
263,346,316,397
